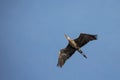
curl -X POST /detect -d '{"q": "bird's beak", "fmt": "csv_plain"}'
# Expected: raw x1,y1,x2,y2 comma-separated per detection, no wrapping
64,34,70,40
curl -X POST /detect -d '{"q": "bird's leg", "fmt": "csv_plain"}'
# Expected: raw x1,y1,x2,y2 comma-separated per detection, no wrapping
77,49,87,59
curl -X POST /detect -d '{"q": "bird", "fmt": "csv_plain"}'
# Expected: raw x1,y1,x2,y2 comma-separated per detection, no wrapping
57,33,97,68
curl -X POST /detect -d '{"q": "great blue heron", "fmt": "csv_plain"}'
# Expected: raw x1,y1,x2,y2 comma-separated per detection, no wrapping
57,33,97,68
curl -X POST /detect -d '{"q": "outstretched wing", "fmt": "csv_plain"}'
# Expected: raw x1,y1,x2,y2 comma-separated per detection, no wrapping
57,44,76,67
74,33,97,48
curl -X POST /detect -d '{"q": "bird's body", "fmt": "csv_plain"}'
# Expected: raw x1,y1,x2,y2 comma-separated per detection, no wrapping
57,33,97,68
64,34,80,50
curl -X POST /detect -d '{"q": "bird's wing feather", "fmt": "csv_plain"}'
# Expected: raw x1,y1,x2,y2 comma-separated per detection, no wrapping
74,33,97,47
57,44,76,67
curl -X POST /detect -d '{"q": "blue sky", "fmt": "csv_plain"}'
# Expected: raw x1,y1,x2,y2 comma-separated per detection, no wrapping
1,0,120,80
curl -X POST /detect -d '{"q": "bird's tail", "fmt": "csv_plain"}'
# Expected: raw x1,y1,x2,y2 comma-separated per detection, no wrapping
77,49,87,59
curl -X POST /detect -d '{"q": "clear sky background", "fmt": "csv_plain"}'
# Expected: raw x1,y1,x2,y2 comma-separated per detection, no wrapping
1,0,120,80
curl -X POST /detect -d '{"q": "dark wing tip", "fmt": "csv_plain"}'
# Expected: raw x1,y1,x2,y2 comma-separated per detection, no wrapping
80,33,97,40
93,34,97,40
57,63,62,68
57,50,66,68
87,34,97,40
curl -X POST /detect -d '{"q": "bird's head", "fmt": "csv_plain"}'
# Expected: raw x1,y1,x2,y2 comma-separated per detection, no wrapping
64,34,71,41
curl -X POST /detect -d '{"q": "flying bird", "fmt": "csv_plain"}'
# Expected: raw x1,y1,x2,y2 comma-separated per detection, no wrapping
57,33,97,68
